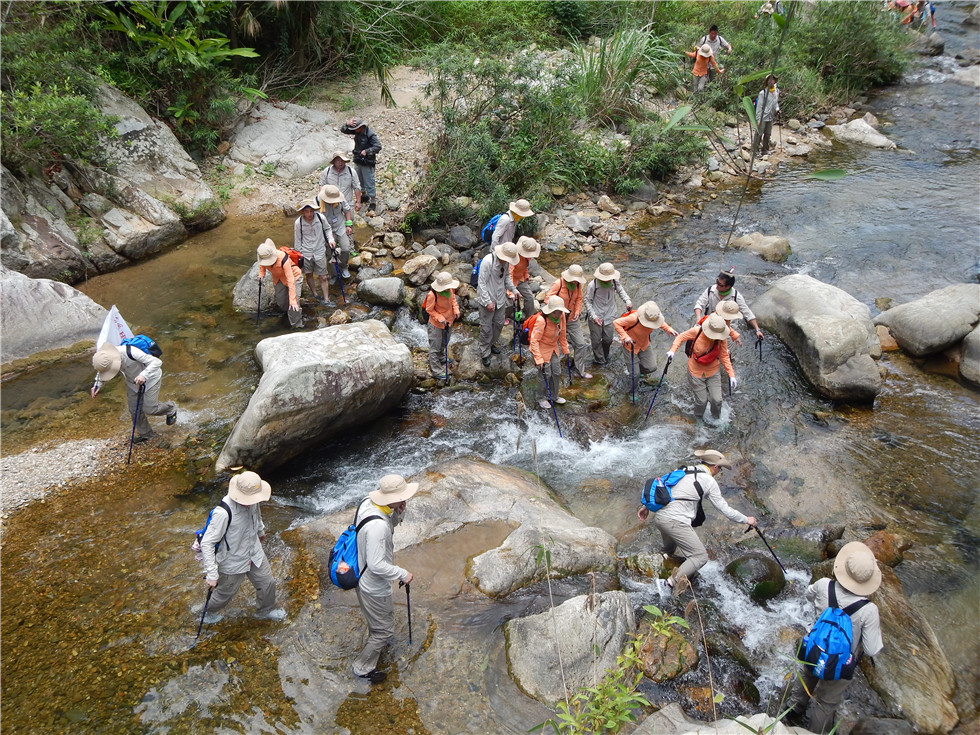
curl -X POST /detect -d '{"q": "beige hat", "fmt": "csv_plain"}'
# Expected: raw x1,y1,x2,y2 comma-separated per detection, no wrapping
494,241,520,265
594,262,621,281
257,238,278,266
541,294,569,315
834,541,882,596
330,150,352,163
698,43,714,57
516,235,541,259
636,300,666,329
228,470,272,505
369,474,419,506
715,300,742,321
431,271,460,291
317,184,345,205
297,199,318,211
92,343,122,381
701,313,731,340
509,198,534,218
561,264,588,284
694,448,732,468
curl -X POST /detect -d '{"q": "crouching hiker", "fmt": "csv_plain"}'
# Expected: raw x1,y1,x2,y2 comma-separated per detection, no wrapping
424,271,460,379
637,449,756,595
530,295,570,410
91,342,177,443
353,474,419,684
200,471,284,623
584,262,633,366
257,238,303,329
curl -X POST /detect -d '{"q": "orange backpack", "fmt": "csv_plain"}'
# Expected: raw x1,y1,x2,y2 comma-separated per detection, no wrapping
519,312,543,346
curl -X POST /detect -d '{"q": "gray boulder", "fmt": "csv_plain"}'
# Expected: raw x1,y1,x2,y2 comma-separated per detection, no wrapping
634,704,809,734
873,283,980,356
827,119,897,150
357,277,405,306
564,215,594,235
231,262,290,313
960,324,980,385
215,321,413,472
448,225,477,249
754,274,882,402
401,254,439,286
729,232,791,262
964,4,980,26
506,592,634,705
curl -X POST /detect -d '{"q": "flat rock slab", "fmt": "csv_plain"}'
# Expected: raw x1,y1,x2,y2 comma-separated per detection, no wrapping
873,283,980,356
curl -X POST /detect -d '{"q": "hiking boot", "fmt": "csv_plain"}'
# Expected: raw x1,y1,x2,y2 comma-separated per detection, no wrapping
133,435,152,444
554,397,566,405
255,608,287,621
166,410,178,426
481,357,492,368
202,612,223,624
357,669,387,685
341,268,351,279
538,399,552,410
573,369,593,379
490,345,502,355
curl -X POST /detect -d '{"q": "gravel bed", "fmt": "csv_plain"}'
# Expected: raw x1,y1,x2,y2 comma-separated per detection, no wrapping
1,439,117,514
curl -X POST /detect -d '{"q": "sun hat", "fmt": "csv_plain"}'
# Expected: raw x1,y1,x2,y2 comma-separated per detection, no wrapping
715,300,743,321
330,150,352,163
494,241,520,265
561,264,588,284
228,470,272,505
431,271,460,291
516,235,541,259
347,117,366,129
297,199,318,211
317,184,345,205
541,294,569,315
369,474,419,506
698,43,714,57
694,449,732,468
701,313,731,340
257,238,278,266
834,541,882,596
92,343,122,381
636,300,666,329
594,262,621,281
509,198,534,218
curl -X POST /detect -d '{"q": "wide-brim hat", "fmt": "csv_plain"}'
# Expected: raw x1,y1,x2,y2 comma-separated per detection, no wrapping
257,238,278,266
694,448,732,468
834,541,882,596
296,198,318,211
330,149,352,163
228,470,272,505
541,294,569,315
701,313,731,340
636,300,665,329
715,300,742,321
92,343,122,381
516,235,541,259
698,43,714,57
594,262,621,281
561,264,588,284
369,474,419,506
432,270,460,291
318,184,345,205
494,241,520,265
509,198,534,218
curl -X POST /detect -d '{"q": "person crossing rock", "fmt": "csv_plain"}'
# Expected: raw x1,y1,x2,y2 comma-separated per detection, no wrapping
315,184,355,280
490,198,534,252
476,241,519,368
584,262,633,366
511,235,541,319
318,150,362,212
530,295,570,410
256,238,303,329
613,301,678,389
90,342,177,443
423,271,461,379
546,264,592,379
668,313,737,421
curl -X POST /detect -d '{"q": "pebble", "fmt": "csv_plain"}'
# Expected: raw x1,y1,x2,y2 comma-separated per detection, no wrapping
1,439,116,515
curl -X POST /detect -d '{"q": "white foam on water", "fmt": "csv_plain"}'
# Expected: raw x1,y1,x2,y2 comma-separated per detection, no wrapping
391,310,428,349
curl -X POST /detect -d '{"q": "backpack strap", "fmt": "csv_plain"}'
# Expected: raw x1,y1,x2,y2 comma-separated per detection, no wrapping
214,500,233,551
126,345,133,360
351,505,384,575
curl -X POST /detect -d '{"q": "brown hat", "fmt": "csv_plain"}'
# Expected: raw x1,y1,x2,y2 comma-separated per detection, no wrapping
516,236,541,259
701,313,731,340
317,184,345,205
636,300,666,329
494,241,520,265
715,300,742,321
330,150,352,163
369,474,419,506
431,271,460,291
694,449,732,468
561,264,588,284
834,541,882,596
541,294,569,315
594,262,621,281
92,343,122,381
228,471,272,505
509,198,534,218
257,238,278,266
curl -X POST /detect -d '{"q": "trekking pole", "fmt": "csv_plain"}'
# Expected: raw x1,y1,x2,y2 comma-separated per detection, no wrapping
541,366,563,438
630,349,636,404
195,586,214,639
126,384,146,464
745,525,787,575
444,328,450,382
256,279,263,325
644,356,672,422
399,580,413,645
332,254,347,305
756,334,764,362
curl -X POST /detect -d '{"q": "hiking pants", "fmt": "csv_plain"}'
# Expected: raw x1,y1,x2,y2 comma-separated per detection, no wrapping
478,304,506,359
355,164,376,202
654,515,708,582
516,279,537,319
274,281,304,328
327,232,352,280
689,370,723,419
427,323,451,376
353,587,395,677
786,669,851,734
589,320,614,364
536,353,562,404
208,558,277,616
126,377,175,439
566,317,588,371
754,120,774,153
625,344,659,379
695,74,710,94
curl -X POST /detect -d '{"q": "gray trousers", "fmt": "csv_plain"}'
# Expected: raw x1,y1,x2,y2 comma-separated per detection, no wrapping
787,668,851,734
654,515,709,581
354,586,395,676
515,280,537,318
208,558,277,615
126,378,175,438
274,281,303,327
536,353,562,403
754,120,774,152
355,164,376,201
624,344,659,378
566,317,588,369
589,320,614,363
478,304,506,358
427,323,451,375
689,370,723,419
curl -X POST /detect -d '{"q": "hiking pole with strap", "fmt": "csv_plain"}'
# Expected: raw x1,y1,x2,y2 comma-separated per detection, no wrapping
756,334,764,362
644,356,672,422
745,525,787,575
541,366,563,437
332,250,347,305
256,279,263,325
195,586,214,639
630,348,636,404
399,580,413,645
126,384,146,464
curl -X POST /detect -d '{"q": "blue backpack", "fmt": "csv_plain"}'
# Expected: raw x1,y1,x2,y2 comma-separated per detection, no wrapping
469,258,482,287
641,465,706,526
798,582,870,680
192,500,232,555
329,508,383,589
480,213,505,243
121,334,162,358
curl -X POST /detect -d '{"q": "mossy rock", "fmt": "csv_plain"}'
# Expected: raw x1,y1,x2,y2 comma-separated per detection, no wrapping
724,552,786,602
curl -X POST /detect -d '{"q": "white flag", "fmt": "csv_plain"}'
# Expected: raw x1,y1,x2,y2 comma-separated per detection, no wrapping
96,305,134,349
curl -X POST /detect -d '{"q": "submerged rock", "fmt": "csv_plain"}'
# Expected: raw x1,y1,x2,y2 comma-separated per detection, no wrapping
872,283,980,357
636,617,698,682
827,119,898,150
724,552,786,602
231,261,291,314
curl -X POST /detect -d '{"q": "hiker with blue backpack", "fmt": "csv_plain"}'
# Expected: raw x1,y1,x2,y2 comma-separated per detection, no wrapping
476,241,519,368
785,541,883,733
489,198,535,251
637,449,756,596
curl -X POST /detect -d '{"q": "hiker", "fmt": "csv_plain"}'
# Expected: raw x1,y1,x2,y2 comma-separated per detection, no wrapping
530,295,570,409
695,25,733,61
256,238,303,329
753,75,781,155
686,43,724,94
91,342,177,443
199,471,284,623
423,271,461,378
318,150,362,212
294,198,334,304
785,542,883,734
490,198,535,251
584,262,633,366
637,449,757,593
614,301,678,388
476,241,519,368
755,1,775,18
315,184,355,279
546,264,592,379
340,117,382,211
511,235,541,319
693,271,764,342
352,474,418,685
668,313,736,421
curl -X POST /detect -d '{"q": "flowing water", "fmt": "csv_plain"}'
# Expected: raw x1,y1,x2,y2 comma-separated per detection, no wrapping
2,13,979,734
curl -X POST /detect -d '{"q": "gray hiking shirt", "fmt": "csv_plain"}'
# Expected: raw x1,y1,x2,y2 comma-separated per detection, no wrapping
656,464,748,526
756,86,780,122
806,578,883,658
318,164,362,207
476,252,516,308
694,284,757,322
354,497,407,598
200,495,268,581
490,212,517,249
584,279,632,323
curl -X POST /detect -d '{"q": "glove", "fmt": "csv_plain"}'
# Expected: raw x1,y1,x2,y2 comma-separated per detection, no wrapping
666,351,675,360
730,376,739,391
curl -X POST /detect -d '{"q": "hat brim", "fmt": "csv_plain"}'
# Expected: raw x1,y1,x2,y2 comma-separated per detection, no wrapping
435,278,460,291
834,542,883,595
637,313,665,329
518,245,541,259
494,245,520,265
561,270,588,284
93,343,122,381
369,481,419,505
542,304,569,315
715,302,743,320
694,449,732,467
510,201,534,218
258,253,278,266
228,476,272,505
595,269,621,281
698,48,713,57
702,323,730,340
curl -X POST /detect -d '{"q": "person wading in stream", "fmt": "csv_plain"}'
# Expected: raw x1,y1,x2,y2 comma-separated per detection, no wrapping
476,240,519,368
530,295,570,410
423,271,461,379
584,262,633,366
91,342,177,443
693,270,764,343
637,449,757,595
352,474,418,685
546,264,593,379
315,184,355,280
613,301,678,390
669,313,737,422
257,238,303,329
293,197,335,305
785,541,883,734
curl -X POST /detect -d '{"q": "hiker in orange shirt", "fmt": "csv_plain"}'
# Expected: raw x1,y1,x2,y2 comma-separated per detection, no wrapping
530,295,570,410
668,313,736,421
614,301,678,389
547,264,591,379
423,271,461,379
256,238,303,329
686,43,724,94
511,236,541,320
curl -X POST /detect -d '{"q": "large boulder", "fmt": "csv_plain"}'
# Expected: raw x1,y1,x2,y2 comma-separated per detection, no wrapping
729,232,791,262
357,277,406,307
231,262,288,313
753,274,882,401
826,119,897,150
724,552,786,602
636,618,698,682
872,283,980,357
0,267,107,365
634,704,809,734
506,592,635,705
215,321,413,472
448,225,477,249
401,254,438,286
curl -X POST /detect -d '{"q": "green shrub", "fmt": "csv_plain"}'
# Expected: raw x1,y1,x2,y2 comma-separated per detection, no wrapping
615,120,708,194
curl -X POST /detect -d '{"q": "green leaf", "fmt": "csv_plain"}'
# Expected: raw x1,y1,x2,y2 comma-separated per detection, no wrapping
741,96,758,132
674,124,712,132
737,67,788,87
774,12,787,28
713,692,726,703
662,105,692,133
806,168,848,181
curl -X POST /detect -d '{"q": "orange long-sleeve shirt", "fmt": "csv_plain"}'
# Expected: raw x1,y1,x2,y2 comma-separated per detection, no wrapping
530,314,569,365
670,325,734,378
424,290,460,329
258,251,301,303
614,312,674,354
511,255,531,284
546,279,584,320
687,50,721,78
